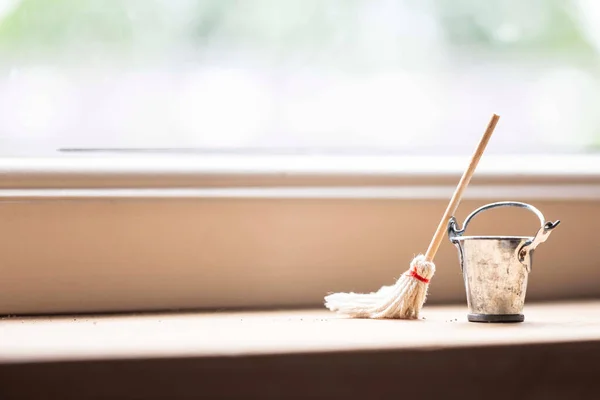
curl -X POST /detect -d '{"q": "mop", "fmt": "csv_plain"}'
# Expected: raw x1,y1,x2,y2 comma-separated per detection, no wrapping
324,114,500,319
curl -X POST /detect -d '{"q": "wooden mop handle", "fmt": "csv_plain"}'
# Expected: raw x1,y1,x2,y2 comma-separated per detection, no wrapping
424,113,500,262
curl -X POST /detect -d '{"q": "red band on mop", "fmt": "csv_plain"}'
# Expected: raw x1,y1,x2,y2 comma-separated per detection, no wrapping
408,269,430,284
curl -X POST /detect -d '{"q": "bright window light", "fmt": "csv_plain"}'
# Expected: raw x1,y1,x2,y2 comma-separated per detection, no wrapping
0,0,599,156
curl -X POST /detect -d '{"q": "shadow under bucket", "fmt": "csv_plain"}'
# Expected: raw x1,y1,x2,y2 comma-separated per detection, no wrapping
447,202,560,323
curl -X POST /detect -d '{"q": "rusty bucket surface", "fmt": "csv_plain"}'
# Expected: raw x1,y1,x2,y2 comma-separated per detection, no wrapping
448,201,560,323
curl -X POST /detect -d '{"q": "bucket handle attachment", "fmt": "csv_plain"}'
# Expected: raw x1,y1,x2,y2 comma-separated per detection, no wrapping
447,201,560,266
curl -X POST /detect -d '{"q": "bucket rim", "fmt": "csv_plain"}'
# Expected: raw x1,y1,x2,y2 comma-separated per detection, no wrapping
450,235,533,242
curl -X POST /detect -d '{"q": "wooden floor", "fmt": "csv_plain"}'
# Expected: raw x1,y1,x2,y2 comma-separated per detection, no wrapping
1,300,600,399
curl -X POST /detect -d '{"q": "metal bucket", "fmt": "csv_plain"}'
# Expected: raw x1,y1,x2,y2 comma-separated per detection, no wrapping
447,201,560,323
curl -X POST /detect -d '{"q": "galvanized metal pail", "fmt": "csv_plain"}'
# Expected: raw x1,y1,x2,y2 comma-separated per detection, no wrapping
447,201,560,323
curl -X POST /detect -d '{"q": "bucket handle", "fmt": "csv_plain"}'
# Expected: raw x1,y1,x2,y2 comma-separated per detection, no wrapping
447,201,560,264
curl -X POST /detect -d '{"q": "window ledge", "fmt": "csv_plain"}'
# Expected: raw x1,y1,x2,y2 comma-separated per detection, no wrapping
0,152,597,316
1,153,600,190
1,301,600,398
1,300,599,364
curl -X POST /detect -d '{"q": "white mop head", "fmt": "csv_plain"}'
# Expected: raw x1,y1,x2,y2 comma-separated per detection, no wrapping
324,254,435,319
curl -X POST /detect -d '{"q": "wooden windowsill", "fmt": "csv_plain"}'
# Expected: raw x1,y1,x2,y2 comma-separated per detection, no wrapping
1,300,600,399
2,300,600,364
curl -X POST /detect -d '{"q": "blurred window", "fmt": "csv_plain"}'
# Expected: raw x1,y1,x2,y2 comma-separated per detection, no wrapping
0,0,599,156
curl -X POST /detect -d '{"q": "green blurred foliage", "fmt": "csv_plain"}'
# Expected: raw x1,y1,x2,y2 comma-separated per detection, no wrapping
0,0,596,64
433,0,593,52
0,0,133,56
